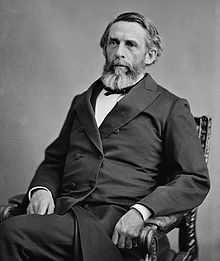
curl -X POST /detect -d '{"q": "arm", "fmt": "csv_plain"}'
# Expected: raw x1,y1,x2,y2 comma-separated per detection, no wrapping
138,98,210,216
21,97,79,212
112,99,210,249
28,97,78,198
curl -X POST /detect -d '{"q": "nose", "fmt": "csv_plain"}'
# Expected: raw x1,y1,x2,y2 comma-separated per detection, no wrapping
115,44,125,58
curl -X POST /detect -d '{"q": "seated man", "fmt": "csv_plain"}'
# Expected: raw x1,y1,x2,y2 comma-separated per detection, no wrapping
0,12,210,261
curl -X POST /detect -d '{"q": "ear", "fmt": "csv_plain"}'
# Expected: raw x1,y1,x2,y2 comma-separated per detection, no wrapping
144,48,157,65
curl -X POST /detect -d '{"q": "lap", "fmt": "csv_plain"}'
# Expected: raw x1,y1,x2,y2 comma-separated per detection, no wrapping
1,211,75,242
0,205,171,261
0,211,78,260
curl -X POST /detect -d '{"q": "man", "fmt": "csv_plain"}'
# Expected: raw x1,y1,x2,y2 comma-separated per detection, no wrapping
0,12,209,261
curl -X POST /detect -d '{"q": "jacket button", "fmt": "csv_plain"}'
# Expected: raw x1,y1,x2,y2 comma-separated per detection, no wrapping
90,182,95,188
114,129,120,134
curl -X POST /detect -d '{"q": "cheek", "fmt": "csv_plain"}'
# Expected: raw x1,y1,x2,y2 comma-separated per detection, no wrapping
108,50,117,61
133,53,144,64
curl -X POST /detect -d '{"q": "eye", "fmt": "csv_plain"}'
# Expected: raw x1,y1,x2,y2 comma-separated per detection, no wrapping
126,40,137,48
108,39,118,47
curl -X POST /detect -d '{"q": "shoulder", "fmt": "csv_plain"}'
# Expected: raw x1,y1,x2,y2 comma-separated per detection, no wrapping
148,80,191,122
157,85,190,115
144,76,193,129
144,74,189,110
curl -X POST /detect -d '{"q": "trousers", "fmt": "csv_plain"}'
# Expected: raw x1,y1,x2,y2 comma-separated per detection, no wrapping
0,205,171,261
0,211,81,261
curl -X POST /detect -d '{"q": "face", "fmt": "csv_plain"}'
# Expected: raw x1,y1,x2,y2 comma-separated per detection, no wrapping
102,21,155,89
106,21,148,70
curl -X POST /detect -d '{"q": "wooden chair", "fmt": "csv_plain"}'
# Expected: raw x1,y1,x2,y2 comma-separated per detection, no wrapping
0,116,211,261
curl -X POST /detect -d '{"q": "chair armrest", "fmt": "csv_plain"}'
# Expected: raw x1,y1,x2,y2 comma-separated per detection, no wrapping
138,213,184,261
8,193,26,205
0,194,26,223
146,213,184,233
0,204,21,223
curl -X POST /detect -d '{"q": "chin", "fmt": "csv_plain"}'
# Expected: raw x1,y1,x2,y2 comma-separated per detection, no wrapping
101,72,135,90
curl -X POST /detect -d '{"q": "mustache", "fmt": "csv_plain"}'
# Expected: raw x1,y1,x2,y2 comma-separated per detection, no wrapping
109,59,132,70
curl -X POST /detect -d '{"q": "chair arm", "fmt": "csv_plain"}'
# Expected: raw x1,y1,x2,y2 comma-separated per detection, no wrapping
0,194,26,223
8,193,26,205
0,204,21,223
138,213,184,261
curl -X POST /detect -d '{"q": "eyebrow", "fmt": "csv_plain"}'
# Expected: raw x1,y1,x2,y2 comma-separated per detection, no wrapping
126,39,138,46
108,37,119,43
108,37,139,46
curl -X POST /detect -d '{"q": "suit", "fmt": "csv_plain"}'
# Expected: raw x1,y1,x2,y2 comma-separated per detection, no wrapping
21,73,209,260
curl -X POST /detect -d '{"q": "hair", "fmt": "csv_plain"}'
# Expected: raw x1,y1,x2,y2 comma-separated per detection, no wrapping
100,12,164,63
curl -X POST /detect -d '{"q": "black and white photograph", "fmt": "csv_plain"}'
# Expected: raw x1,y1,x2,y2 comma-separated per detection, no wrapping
0,1,218,260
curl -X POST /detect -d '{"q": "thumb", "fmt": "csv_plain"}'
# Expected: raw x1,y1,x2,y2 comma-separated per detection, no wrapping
112,229,119,245
47,201,55,214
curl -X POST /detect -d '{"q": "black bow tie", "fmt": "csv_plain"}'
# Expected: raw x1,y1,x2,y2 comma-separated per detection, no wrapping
103,86,134,96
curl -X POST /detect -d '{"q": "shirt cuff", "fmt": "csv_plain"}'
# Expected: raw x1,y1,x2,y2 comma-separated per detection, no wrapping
131,204,152,222
28,186,52,200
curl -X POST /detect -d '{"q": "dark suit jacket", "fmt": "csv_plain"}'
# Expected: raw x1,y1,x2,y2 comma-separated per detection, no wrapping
22,74,209,261
26,74,209,217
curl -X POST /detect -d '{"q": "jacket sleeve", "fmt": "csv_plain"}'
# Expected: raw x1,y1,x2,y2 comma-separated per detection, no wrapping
138,98,210,216
26,96,79,200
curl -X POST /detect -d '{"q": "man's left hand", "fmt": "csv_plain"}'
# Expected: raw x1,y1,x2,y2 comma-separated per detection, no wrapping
112,208,145,249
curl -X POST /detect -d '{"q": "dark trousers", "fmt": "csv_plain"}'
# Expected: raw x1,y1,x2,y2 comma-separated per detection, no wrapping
0,212,79,261
0,210,172,261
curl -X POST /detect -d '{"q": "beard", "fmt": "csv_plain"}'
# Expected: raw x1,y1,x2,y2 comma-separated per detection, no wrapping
101,57,147,90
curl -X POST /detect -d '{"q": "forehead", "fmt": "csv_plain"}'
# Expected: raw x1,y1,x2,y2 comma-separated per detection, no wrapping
108,21,147,42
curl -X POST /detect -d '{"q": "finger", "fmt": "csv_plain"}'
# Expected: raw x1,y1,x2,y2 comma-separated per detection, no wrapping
27,202,37,214
112,230,119,245
118,234,126,249
47,202,55,214
125,238,133,249
26,204,33,215
37,202,48,215
132,238,138,248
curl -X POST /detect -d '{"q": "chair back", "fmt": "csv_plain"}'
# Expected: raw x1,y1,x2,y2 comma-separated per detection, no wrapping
178,116,211,260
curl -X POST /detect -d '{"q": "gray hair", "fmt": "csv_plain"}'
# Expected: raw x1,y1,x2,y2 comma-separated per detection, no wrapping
100,12,164,63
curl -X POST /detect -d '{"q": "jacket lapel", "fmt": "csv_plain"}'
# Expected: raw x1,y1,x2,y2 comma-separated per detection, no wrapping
99,74,162,139
75,80,103,154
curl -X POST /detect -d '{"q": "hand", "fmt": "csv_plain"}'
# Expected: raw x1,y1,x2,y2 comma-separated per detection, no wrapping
112,208,145,249
27,189,55,215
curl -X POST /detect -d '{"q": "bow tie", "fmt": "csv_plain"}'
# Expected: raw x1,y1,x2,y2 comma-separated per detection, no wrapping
103,86,134,96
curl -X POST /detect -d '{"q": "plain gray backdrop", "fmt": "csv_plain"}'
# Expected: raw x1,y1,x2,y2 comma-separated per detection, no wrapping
0,0,219,260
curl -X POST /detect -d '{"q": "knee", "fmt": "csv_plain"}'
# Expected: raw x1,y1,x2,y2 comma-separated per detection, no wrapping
0,216,23,242
0,219,11,242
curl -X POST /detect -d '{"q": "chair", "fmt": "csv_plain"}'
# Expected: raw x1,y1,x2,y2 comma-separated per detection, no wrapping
0,116,212,261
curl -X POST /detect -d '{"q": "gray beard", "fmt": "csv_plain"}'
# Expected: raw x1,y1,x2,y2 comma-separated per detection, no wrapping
101,59,146,90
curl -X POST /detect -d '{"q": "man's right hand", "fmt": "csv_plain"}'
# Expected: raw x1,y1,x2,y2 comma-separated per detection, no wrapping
27,189,55,215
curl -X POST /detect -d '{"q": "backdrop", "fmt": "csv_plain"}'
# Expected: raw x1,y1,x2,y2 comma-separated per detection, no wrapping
0,0,219,260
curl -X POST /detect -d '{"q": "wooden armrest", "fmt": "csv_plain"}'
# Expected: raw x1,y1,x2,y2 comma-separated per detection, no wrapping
138,213,184,261
146,213,184,233
8,193,26,205
0,194,26,223
0,204,21,223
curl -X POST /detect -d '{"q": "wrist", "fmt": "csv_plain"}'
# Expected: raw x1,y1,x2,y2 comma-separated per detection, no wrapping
29,186,52,200
131,204,152,222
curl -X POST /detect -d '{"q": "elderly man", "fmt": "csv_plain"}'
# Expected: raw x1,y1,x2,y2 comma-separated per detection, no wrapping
0,12,209,261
